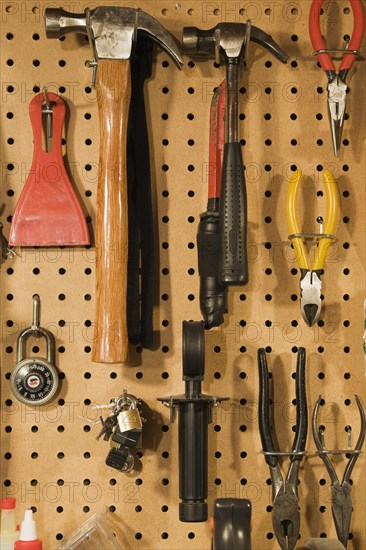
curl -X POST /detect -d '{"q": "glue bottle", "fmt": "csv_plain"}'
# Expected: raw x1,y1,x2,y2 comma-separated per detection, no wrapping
14,510,42,550
0,498,19,550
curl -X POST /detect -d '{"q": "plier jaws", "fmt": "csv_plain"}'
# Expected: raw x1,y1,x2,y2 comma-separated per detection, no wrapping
327,78,347,157
272,470,301,550
331,481,352,548
300,270,322,327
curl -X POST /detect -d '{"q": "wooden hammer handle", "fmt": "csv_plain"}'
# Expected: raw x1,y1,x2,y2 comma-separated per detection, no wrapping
92,59,130,364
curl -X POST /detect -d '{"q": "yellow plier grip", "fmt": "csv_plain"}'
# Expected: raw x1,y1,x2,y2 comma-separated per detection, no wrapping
286,170,310,270
286,169,339,272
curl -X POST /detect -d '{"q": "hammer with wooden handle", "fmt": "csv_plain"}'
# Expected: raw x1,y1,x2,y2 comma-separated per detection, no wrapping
45,7,182,364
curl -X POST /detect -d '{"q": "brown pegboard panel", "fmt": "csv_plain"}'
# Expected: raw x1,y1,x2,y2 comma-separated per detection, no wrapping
1,1,365,549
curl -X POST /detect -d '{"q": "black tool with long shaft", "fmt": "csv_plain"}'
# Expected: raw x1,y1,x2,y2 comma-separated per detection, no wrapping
197,80,228,328
158,321,228,522
127,38,154,348
183,24,289,286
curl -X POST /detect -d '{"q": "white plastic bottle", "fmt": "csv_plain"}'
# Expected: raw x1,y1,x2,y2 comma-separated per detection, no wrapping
14,510,42,550
0,498,19,550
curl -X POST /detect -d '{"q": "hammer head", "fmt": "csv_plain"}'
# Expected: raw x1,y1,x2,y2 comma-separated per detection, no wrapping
45,7,183,68
183,23,288,65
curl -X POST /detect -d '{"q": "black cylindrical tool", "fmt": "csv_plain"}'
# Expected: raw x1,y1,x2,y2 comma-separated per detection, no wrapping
197,80,228,328
158,321,229,522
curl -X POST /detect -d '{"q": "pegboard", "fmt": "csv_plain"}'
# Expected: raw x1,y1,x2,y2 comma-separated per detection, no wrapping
1,1,365,549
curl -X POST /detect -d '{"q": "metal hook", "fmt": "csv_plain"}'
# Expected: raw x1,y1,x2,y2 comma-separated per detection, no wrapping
317,216,324,234
42,85,56,140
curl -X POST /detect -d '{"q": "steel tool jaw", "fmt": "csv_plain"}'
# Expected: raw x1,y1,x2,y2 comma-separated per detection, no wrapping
300,271,322,326
272,487,300,550
331,481,352,548
328,79,347,157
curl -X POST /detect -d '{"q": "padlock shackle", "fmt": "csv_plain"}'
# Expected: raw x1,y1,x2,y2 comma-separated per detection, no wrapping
17,325,56,365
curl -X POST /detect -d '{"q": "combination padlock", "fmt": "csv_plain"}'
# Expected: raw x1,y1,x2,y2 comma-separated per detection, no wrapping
10,294,59,405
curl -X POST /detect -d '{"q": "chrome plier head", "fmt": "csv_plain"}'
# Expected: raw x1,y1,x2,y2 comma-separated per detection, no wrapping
300,270,322,327
327,78,347,157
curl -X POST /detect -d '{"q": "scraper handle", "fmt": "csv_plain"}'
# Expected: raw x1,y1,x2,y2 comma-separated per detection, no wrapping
92,59,130,364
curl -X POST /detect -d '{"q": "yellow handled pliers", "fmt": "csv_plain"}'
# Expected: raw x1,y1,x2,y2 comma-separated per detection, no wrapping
286,170,340,326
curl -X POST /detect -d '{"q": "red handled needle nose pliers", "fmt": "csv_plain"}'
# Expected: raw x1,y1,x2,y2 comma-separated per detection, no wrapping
309,0,365,157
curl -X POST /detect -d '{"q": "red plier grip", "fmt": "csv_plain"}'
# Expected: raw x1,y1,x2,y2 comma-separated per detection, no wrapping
309,0,365,73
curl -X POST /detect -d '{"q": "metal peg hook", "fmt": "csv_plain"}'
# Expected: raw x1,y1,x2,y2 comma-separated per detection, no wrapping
317,216,324,234
346,425,352,450
32,294,41,331
85,59,98,89
42,85,55,139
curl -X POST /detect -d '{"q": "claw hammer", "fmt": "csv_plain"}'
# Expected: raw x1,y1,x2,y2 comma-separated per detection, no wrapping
45,7,182,363
183,23,288,285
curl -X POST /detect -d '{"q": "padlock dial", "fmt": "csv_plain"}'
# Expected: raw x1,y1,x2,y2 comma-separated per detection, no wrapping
10,359,59,405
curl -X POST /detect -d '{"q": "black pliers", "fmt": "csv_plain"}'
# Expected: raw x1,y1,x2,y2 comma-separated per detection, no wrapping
258,348,308,550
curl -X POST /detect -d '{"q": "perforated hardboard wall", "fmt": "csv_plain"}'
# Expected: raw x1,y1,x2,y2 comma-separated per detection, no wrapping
1,1,365,549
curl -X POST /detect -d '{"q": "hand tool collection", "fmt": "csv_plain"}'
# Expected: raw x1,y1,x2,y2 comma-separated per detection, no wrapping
1,2,365,548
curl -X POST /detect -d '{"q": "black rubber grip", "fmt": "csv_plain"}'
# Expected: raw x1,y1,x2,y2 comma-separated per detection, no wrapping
197,213,228,328
178,400,209,522
219,142,248,285
292,347,308,461
258,348,277,467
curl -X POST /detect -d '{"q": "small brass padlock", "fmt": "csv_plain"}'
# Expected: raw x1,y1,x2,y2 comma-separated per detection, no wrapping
10,294,59,405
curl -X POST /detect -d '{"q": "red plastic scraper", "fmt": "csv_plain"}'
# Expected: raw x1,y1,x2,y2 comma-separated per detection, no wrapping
9,91,90,246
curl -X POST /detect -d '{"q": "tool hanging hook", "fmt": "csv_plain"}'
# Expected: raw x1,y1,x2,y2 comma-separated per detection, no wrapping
42,85,55,141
